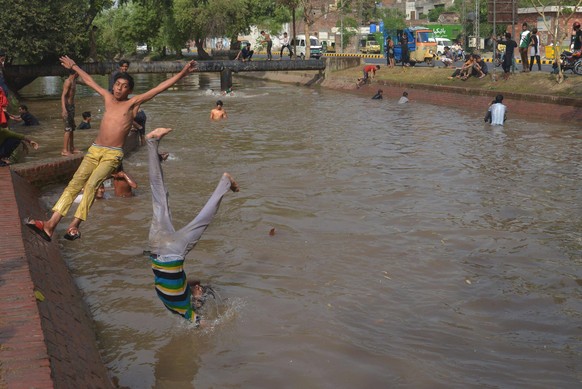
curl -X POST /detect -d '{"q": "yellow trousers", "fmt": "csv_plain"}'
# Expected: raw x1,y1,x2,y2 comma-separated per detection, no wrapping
53,144,123,221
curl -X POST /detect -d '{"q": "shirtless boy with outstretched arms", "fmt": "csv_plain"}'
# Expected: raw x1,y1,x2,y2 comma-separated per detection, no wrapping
26,55,197,242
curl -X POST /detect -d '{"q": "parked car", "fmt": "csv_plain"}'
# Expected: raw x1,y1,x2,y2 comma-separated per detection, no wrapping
291,35,323,59
322,40,336,53
435,37,453,56
360,40,381,54
136,43,148,54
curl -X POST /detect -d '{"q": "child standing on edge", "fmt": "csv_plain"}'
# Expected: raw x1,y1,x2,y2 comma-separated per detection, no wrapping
61,71,79,156
25,56,197,242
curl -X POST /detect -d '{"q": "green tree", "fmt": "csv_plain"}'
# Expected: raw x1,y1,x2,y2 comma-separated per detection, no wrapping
526,0,582,82
0,0,112,65
380,8,406,31
337,16,359,50
428,7,446,22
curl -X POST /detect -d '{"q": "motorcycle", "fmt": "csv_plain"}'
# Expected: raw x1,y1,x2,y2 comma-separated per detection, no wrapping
557,50,582,75
494,51,503,67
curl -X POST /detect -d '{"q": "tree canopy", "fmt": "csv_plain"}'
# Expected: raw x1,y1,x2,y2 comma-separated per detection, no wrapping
0,0,112,64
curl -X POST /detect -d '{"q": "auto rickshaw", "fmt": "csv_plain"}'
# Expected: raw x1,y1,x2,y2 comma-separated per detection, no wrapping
387,27,437,66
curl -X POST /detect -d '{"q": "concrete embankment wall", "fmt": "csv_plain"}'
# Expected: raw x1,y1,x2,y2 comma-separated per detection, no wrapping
0,133,139,388
0,169,114,389
237,57,582,123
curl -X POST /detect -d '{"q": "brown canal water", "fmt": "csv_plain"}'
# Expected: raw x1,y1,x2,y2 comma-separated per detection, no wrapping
17,74,582,388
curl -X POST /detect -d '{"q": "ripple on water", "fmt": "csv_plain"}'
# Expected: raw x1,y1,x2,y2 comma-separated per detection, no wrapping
26,75,582,388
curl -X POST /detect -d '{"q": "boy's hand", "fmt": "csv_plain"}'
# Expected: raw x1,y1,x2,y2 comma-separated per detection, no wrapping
184,60,198,74
60,55,76,70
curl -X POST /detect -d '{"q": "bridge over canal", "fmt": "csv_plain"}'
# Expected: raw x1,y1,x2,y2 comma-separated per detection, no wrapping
4,59,327,93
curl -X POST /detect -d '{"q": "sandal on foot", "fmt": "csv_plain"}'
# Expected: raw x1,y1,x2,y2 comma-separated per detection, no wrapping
64,228,81,241
24,218,52,242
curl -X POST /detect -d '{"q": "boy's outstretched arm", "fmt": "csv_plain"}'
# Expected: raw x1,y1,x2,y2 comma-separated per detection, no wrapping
60,56,109,97
133,60,197,106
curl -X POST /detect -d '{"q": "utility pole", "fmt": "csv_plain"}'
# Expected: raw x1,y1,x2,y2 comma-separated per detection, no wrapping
511,0,516,72
474,0,480,50
340,0,344,53
493,0,497,81
462,0,468,51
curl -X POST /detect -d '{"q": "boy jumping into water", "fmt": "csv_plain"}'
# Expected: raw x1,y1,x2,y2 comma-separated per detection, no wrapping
145,127,238,325
25,56,197,242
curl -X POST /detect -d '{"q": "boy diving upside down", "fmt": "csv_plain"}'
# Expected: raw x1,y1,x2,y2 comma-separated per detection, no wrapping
26,56,197,242
146,128,238,325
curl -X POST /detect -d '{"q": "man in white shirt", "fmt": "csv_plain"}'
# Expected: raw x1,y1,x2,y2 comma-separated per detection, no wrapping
486,94,507,125
280,32,292,59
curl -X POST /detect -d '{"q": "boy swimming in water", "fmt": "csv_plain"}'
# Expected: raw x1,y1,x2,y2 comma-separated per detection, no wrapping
210,100,227,120
25,56,197,242
146,127,238,325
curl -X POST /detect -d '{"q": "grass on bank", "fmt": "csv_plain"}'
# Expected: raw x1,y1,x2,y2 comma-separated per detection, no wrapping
332,66,582,98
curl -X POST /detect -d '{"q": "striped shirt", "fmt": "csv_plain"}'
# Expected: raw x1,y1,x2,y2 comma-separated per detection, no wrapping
151,254,198,323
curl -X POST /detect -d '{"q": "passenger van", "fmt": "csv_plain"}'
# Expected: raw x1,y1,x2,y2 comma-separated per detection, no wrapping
435,37,453,56
290,35,323,59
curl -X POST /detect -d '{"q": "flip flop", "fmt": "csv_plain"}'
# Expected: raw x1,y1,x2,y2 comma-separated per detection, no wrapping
64,228,81,241
24,218,52,242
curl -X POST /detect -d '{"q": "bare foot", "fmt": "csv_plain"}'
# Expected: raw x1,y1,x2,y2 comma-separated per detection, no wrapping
158,152,170,162
146,127,173,140
223,172,239,192
61,151,71,156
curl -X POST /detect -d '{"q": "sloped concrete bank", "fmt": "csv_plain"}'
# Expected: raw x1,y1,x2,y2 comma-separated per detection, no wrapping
0,132,139,388
235,59,582,123
0,169,114,389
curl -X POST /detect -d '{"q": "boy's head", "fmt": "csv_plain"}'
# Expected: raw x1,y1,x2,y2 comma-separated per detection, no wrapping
375,65,380,70
112,72,135,98
522,22,528,30
495,94,504,103
216,100,223,108
96,183,106,199
505,32,512,39
261,31,265,35
403,91,408,97
246,43,251,48
118,60,130,72
82,111,91,121
18,105,28,113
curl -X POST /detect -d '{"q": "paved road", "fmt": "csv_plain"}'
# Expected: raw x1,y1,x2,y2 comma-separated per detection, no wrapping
222,51,564,74
363,55,555,72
